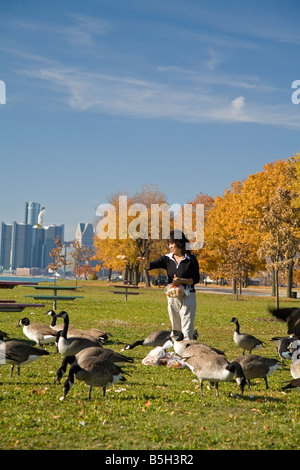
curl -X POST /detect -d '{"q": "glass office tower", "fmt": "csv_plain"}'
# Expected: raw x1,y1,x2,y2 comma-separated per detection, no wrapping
25,202,40,226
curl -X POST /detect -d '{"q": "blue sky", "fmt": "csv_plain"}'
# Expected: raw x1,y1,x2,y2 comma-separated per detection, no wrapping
1,0,300,240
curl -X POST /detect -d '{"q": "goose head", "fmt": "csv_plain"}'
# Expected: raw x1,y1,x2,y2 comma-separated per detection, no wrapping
170,330,184,342
226,361,246,393
46,310,56,317
17,317,30,327
56,311,68,319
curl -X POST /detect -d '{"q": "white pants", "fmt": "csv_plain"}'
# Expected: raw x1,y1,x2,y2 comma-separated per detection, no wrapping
167,292,197,340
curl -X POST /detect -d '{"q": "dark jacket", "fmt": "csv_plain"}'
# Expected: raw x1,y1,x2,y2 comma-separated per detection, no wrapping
149,253,200,292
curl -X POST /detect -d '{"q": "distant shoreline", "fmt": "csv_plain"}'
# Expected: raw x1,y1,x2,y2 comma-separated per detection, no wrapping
0,275,53,283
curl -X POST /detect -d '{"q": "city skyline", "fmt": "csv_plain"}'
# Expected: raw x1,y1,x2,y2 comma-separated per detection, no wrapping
1,1,300,240
0,200,96,272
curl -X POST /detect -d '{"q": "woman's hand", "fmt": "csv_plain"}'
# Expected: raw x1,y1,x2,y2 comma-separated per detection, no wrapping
172,275,193,286
172,275,182,286
137,257,150,270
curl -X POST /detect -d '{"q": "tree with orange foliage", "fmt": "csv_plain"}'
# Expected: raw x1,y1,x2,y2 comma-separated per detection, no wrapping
201,181,261,293
241,157,299,299
258,188,300,307
48,235,69,279
93,186,171,286
69,239,94,284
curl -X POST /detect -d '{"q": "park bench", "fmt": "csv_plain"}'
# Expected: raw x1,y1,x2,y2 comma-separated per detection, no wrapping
109,284,140,302
25,285,83,310
0,301,45,312
0,280,45,311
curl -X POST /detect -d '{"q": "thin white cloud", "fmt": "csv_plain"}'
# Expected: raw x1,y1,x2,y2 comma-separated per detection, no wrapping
230,96,245,114
13,14,111,47
19,61,300,129
60,13,112,46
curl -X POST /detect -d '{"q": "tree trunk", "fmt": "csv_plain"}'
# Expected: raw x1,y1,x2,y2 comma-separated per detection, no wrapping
275,268,280,310
286,262,294,298
132,264,139,286
144,268,151,287
271,268,276,297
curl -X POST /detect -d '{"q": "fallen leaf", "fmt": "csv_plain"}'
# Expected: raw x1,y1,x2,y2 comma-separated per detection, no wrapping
251,408,261,413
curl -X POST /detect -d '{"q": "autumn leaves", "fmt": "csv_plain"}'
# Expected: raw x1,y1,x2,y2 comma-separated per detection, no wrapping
93,156,300,292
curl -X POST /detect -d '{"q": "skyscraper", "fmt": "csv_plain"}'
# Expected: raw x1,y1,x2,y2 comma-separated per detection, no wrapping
25,202,40,226
0,203,64,272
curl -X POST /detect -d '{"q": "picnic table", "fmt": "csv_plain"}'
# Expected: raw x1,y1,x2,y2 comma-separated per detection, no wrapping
0,280,38,289
0,280,45,312
109,284,140,302
25,284,84,310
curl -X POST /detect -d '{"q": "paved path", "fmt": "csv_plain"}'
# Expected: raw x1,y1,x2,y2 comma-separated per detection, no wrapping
195,285,298,298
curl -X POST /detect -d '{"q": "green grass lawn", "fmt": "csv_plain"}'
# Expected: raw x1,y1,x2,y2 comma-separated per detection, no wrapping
0,281,299,450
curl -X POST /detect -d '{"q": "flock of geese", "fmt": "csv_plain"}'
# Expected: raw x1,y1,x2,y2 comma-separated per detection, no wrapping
0,306,299,400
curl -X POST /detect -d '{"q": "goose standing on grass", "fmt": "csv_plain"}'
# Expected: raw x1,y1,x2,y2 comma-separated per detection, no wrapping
231,317,265,354
18,317,57,348
60,356,129,401
55,346,134,383
55,311,105,357
181,346,246,397
0,333,49,376
46,310,110,343
234,354,280,390
170,330,225,357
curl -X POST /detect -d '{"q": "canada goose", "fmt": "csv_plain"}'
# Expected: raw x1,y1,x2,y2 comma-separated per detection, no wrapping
290,344,300,379
268,307,300,338
281,377,300,393
46,310,66,332
181,346,246,396
231,317,265,354
0,333,49,376
121,328,198,351
271,336,294,361
170,330,225,357
46,310,110,343
234,354,280,390
60,357,129,400
55,346,134,383
121,330,171,350
18,317,57,348
55,311,104,357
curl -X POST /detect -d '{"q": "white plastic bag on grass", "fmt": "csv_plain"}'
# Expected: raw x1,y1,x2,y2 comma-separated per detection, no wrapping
142,346,187,368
